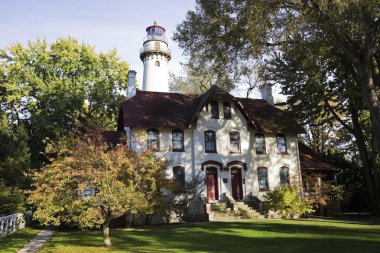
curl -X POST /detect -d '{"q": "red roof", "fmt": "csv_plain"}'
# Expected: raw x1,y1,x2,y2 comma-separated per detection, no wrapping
299,142,341,171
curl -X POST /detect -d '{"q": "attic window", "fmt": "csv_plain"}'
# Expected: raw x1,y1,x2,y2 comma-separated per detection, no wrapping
223,102,231,119
210,101,219,119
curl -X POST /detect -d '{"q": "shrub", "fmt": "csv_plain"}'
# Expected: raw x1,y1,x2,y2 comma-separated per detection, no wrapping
265,186,313,219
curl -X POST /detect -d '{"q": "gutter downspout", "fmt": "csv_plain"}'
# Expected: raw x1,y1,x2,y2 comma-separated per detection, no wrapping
191,127,196,177
295,138,304,200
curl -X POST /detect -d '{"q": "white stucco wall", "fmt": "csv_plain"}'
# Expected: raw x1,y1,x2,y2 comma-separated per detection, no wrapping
129,100,301,202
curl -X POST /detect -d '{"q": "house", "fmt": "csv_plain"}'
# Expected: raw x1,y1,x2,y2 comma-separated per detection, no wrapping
103,23,340,220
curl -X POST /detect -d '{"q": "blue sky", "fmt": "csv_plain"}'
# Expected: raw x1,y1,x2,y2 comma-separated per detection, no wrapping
0,0,195,86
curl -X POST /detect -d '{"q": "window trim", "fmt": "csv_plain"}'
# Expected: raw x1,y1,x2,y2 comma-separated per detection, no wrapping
204,130,217,153
210,101,219,119
223,101,231,119
276,134,287,154
172,129,184,152
279,166,290,187
229,131,241,153
255,133,266,154
147,128,160,150
257,167,269,191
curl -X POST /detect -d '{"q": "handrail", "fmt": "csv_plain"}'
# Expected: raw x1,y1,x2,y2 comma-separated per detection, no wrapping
0,213,26,238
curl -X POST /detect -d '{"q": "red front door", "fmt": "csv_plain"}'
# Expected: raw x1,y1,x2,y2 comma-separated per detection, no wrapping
231,168,243,200
206,168,218,201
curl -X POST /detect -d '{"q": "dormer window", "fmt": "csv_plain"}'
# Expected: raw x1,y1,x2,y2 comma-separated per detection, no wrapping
210,101,219,119
223,102,231,119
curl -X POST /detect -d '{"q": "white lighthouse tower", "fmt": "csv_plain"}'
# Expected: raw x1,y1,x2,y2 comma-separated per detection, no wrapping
140,22,171,92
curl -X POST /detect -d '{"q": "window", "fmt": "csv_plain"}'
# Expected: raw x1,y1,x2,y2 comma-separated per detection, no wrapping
155,60,160,67
276,134,287,153
280,167,290,187
229,131,240,153
255,133,266,154
210,101,219,119
173,166,185,187
147,128,159,150
204,130,217,153
257,167,269,191
223,102,231,119
172,129,184,152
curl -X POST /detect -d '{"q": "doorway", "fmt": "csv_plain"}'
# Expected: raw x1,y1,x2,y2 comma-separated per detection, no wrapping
206,167,218,201
231,167,243,200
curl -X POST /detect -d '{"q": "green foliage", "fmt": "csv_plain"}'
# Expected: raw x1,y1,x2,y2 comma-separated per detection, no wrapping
0,112,31,189
28,135,168,247
175,0,380,213
0,37,129,168
0,181,25,215
265,186,313,219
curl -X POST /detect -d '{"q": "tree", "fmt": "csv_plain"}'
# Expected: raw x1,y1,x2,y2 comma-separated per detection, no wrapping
28,136,168,247
174,0,380,214
0,38,129,168
171,172,203,223
0,111,31,189
0,181,25,216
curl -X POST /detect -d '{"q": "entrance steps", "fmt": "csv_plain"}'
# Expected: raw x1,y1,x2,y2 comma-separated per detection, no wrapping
208,202,263,222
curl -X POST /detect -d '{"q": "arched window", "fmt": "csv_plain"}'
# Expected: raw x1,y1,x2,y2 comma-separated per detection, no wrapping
147,128,159,150
155,61,160,67
204,130,217,153
229,131,241,153
255,133,266,154
276,134,287,153
223,102,231,119
210,101,219,119
173,166,185,187
172,129,184,152
280,167,290,187
257,167,269,191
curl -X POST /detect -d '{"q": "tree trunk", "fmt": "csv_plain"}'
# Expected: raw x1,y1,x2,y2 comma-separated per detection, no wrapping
103,218,112,247
351,107,380,214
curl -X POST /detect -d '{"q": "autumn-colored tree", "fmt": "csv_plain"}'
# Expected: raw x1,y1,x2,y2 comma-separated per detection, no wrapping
28,136,168,247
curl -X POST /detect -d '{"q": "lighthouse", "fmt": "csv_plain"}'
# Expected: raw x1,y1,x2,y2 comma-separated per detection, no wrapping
140,22,171,92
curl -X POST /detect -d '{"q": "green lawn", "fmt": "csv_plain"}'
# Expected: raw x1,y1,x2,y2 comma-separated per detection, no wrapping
39,218,380,253
0,227,41,253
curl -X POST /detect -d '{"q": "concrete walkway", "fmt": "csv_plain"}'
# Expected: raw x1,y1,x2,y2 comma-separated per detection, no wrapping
17,229,55,253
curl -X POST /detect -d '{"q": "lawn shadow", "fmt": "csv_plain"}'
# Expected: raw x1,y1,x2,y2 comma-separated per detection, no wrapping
43,220,380,253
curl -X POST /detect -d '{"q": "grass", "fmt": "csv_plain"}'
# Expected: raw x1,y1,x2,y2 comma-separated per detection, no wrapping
0,226,41,253
38,218,380,253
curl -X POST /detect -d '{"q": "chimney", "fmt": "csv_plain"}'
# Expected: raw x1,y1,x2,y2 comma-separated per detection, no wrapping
260,84,274,105
127,70,137,99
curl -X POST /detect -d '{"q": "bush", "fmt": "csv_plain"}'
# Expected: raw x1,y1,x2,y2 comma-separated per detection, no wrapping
265,186,312,219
